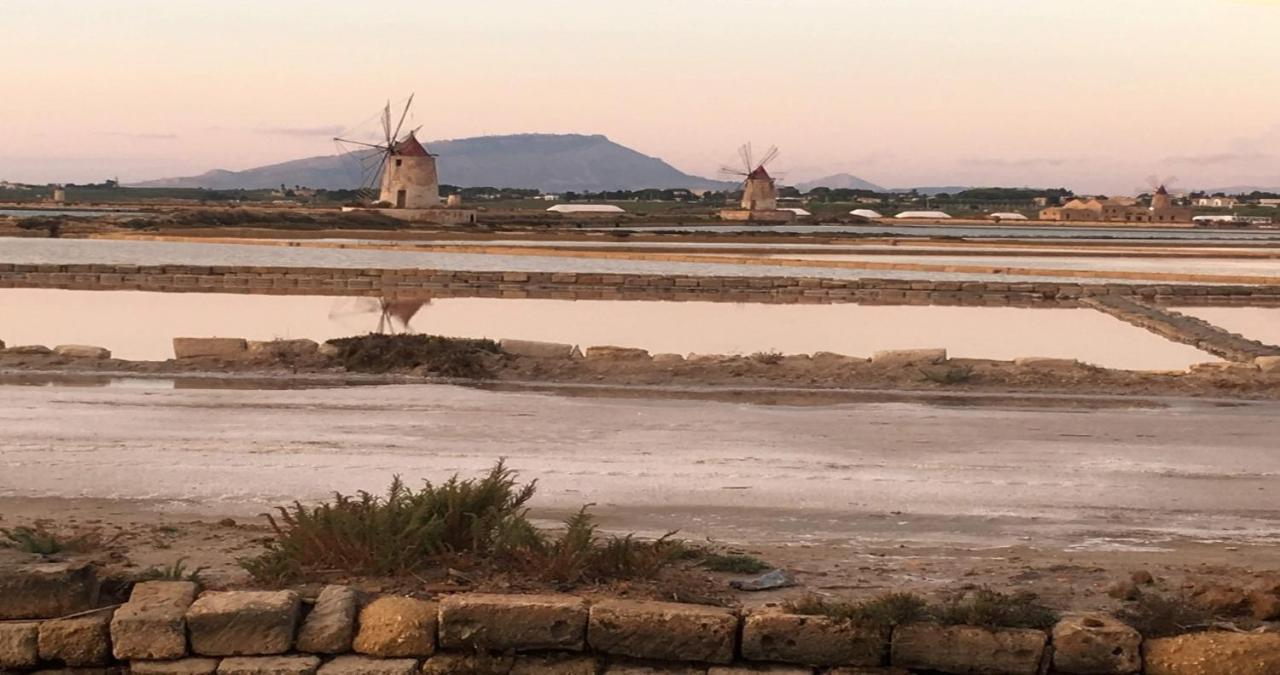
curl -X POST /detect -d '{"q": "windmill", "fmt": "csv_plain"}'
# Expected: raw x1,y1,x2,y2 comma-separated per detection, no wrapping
1143,175,1178,210
334,96,440,209
721,143,781,212
328,297,430,335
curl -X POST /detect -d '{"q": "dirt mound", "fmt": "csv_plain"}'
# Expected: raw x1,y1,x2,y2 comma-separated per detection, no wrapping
327,334,500,378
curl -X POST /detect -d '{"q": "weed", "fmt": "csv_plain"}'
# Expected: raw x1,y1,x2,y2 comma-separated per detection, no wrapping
786,592,929,630
1118,591,1213,638
701,553,770,574
931,588,1057,629
2,525,94,555
516,507,685,584
919,364,975,385
142,558,207,584
750,351,784,365
242,461,537,580
326,334,500,378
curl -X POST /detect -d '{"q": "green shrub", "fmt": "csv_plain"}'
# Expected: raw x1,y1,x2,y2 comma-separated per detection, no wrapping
326,334,500,377
701,553,770,574
919,364,975,385
786,592,929,629
932,588,1057,629
243,461,537,579
1118,591,1213,638
142,558,207,584
2,525,94,555
240,462,686,586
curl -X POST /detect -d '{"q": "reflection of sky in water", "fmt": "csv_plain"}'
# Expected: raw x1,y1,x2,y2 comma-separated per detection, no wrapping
0,288,1220,370
752,254,1280,277
1176,307,1280,346
595,223,1280,241
0,237,1256,285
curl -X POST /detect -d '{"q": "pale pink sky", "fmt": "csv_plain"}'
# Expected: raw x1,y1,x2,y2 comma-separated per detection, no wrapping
2,0,1278,193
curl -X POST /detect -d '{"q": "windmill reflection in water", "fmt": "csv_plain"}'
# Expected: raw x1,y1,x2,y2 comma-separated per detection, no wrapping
329,297,430,334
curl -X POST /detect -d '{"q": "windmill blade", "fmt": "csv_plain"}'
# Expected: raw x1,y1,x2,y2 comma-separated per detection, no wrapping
333,137,389,151
719,165,749,176
328,297,383,320
391,93,415,145
758,145,780,168
382,101,392,147
739,143,754,173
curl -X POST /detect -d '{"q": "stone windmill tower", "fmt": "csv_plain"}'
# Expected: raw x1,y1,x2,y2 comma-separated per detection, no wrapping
335,95,440,209
722,144,780,212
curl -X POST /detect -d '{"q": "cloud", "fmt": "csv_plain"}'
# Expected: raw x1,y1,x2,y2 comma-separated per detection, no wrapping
255,125,346,137
959,157,1068,168
104,132,178,140
1163,152,1273,165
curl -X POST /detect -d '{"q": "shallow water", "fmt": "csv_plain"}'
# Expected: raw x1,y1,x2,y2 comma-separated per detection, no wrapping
0,288,1217,369
754,253,1280,277
0,237,1251,285
1175,307,1280,346
595,222,1280,242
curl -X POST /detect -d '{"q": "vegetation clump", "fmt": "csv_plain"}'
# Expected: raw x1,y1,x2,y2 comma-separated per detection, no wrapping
785,592,929,630
2,524,98,555
326,334,501,378
1117,591,1214,638
241,461,691,586
700,553,771,574
931,587,1058,629
920,364,975,385
142,558,207,584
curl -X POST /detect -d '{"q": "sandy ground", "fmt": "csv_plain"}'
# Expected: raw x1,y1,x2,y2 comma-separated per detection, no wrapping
2,381,1277,611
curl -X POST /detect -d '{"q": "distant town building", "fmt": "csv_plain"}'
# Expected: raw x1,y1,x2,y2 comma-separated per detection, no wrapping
1195,196,1238,208
547,204,626,214
50,185,66,203
1040,187,1191,224
895,210,952,219
850,209,884,219
1257,198,1280,208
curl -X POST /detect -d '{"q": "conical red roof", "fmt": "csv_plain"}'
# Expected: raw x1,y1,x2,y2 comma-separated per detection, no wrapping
392,132,430,157
748,166,771,180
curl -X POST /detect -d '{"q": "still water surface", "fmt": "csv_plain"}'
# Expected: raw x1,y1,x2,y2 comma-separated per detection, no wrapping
0,288,1216,369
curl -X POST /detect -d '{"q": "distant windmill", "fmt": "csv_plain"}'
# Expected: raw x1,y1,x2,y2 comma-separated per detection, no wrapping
721,143,781,212
328,297,430,334
1143,175,1179,210
334,95,440,209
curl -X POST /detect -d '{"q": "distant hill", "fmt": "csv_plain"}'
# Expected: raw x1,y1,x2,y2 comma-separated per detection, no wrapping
795,173,885,192
134,134,735,193
1201,185,1280,195
897,186,976,196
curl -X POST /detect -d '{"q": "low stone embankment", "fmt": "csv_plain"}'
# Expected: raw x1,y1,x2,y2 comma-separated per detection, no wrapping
3,263,1280,307
2,564,1279,674
1085,296,1280,363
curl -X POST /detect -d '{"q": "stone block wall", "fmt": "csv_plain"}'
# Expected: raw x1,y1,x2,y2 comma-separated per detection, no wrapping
1,262,1279,307
2,572,1279,674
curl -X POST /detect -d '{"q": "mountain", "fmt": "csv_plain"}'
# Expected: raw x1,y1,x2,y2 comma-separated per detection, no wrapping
897,186,976,196
135,134,735,192
1201,185,1280,195
795,173,885,192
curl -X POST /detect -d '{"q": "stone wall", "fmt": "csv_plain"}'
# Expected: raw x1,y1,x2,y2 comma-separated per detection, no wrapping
2,263,1280,307
2,567,1279,674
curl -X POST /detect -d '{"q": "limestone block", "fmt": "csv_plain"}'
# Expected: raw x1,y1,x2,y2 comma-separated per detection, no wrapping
1013,357,1079,369
1143,632,1280,675
186,591,300,656
129,659,221,675
172,338,248,359
499,339,579,359
890,623,1047,675
439,593,587,652
741,612,885,667
0,622,39,670
246,339,320,359
216,655,320,675
652,353,685,364
419,653,513,674
38,612,113,666
314,655,418,675
509,654,600,675
826,668,911,675
588,599,737,664
1255,355,1280,372
295,585,358,654
584,346,651,361
6,344,52,355
1051,614,1141,674
0,563,100,619
53,345,112,359
111,581,198,660
351,596,436,658
709,665,814,674
870,348,947,367
603,661,708,674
